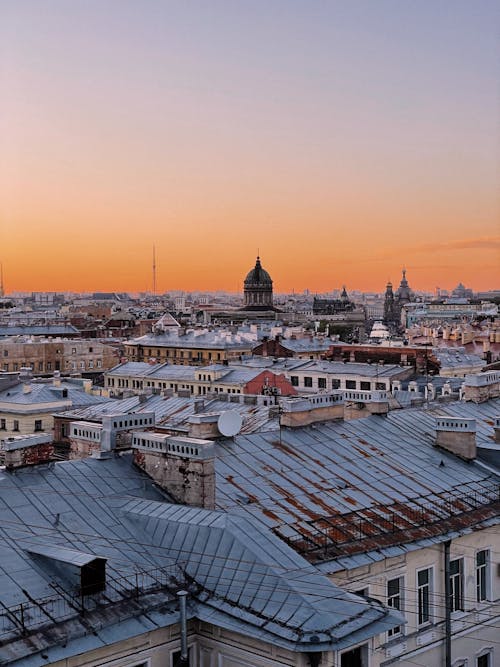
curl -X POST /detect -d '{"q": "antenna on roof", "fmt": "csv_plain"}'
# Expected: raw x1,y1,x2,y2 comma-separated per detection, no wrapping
152,245,157,296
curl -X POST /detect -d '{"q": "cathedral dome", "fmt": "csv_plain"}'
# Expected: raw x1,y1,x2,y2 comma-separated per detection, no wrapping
244,256,272,286
242,256,274,310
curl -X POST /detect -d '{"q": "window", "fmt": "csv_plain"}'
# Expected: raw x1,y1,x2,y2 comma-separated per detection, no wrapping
290,376,299,387
34,420,43,432
417,567,432,625
72,348,76,354
318,377,327,389
341,644,369,666
332,378,341,389
2,363,8,371
46,362,51,371
38,362,43,371
2,350,7,357
13,363,18,371
88,347,93,353
477,653,492,667
0,419,5,430
171,647,192,666
360,381,371,390
346,379,356,389
476,550,489,602
13,420,19,432
96,360,102,368
376,382,386,390
387,576,403,636
450,558,464,612
304,376,313,387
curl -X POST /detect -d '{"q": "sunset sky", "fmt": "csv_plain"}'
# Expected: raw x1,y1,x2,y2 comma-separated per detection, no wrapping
1,1,499,294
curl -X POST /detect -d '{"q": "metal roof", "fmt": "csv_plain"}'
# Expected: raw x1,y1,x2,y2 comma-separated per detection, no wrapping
213,398,500,562
0,382,108,407
287,360,407,378
25,543,104,567
0,456,401,662
0,325,80,337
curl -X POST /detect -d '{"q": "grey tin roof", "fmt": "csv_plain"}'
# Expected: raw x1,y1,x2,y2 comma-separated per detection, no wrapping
0,456,400,663
212,399,500,559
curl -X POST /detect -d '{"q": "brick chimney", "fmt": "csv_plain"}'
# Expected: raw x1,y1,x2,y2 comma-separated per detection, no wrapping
435,418,476,461
2,434,54,469
132,432,215,509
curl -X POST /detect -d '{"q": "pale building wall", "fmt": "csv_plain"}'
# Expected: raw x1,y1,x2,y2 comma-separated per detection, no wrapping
0,407,61,437
0,339,117,375
45,620,321,667
329,525,499,666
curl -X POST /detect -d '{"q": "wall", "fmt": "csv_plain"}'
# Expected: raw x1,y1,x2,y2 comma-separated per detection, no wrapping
45,620,312,667
329,525,499,666
134,449,216,509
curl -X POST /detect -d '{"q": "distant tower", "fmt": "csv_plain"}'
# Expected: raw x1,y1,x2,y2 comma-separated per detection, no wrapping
395,267,412,305
152,245,157,295
243,256,274,309
383,281,396,324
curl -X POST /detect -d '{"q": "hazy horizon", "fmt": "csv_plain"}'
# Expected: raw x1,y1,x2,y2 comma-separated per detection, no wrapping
2,1,499,293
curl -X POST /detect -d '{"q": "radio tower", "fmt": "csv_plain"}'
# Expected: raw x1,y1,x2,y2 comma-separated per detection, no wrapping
152,245,157,296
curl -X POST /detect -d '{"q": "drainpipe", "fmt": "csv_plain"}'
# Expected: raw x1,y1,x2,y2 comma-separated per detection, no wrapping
177,590,189,666
444,540,451,667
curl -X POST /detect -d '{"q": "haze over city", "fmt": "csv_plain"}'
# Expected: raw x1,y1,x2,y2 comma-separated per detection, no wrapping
2,0,499,293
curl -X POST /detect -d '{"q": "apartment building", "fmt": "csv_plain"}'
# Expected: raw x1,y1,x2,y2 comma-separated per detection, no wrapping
0,336,118,375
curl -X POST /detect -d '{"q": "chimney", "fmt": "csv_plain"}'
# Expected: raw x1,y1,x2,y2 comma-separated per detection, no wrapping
435,418,476,461
3,434,54,469
194,399,205,414
19,366,33,381
53,370,61,387
132,433,215,508
493,417,500,444
23,383,32,394
280,393,344,427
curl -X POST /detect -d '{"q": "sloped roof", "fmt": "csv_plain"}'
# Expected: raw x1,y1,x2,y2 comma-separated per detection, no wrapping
213,399,500,560
0,381,108,407
0,456,400,663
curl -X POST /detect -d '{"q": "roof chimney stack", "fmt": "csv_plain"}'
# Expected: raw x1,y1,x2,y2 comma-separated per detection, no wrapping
493,417,500,444
435,418,476,461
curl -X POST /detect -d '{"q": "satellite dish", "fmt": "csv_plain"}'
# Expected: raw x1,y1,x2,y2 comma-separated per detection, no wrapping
217,410,242,437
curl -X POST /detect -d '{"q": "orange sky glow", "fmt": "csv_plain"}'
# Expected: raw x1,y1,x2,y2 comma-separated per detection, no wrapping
1,2,499,295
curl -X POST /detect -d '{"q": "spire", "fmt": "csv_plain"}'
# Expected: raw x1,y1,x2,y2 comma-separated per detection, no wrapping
152,245,157,295
400,267,408,288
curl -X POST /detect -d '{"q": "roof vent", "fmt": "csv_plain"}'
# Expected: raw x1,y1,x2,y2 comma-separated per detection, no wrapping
25,544,106,595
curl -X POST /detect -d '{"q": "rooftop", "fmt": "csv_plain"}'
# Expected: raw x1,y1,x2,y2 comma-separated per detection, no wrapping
213,398,500,563
0,456,400,662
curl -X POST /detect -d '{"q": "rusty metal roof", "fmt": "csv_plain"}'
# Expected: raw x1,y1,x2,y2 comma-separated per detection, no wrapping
214,398,500,562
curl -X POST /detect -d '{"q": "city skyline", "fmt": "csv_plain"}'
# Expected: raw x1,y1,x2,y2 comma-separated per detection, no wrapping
2,1,499,293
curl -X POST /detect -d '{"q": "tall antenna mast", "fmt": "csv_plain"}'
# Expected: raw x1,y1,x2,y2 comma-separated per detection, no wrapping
152,245,157,296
